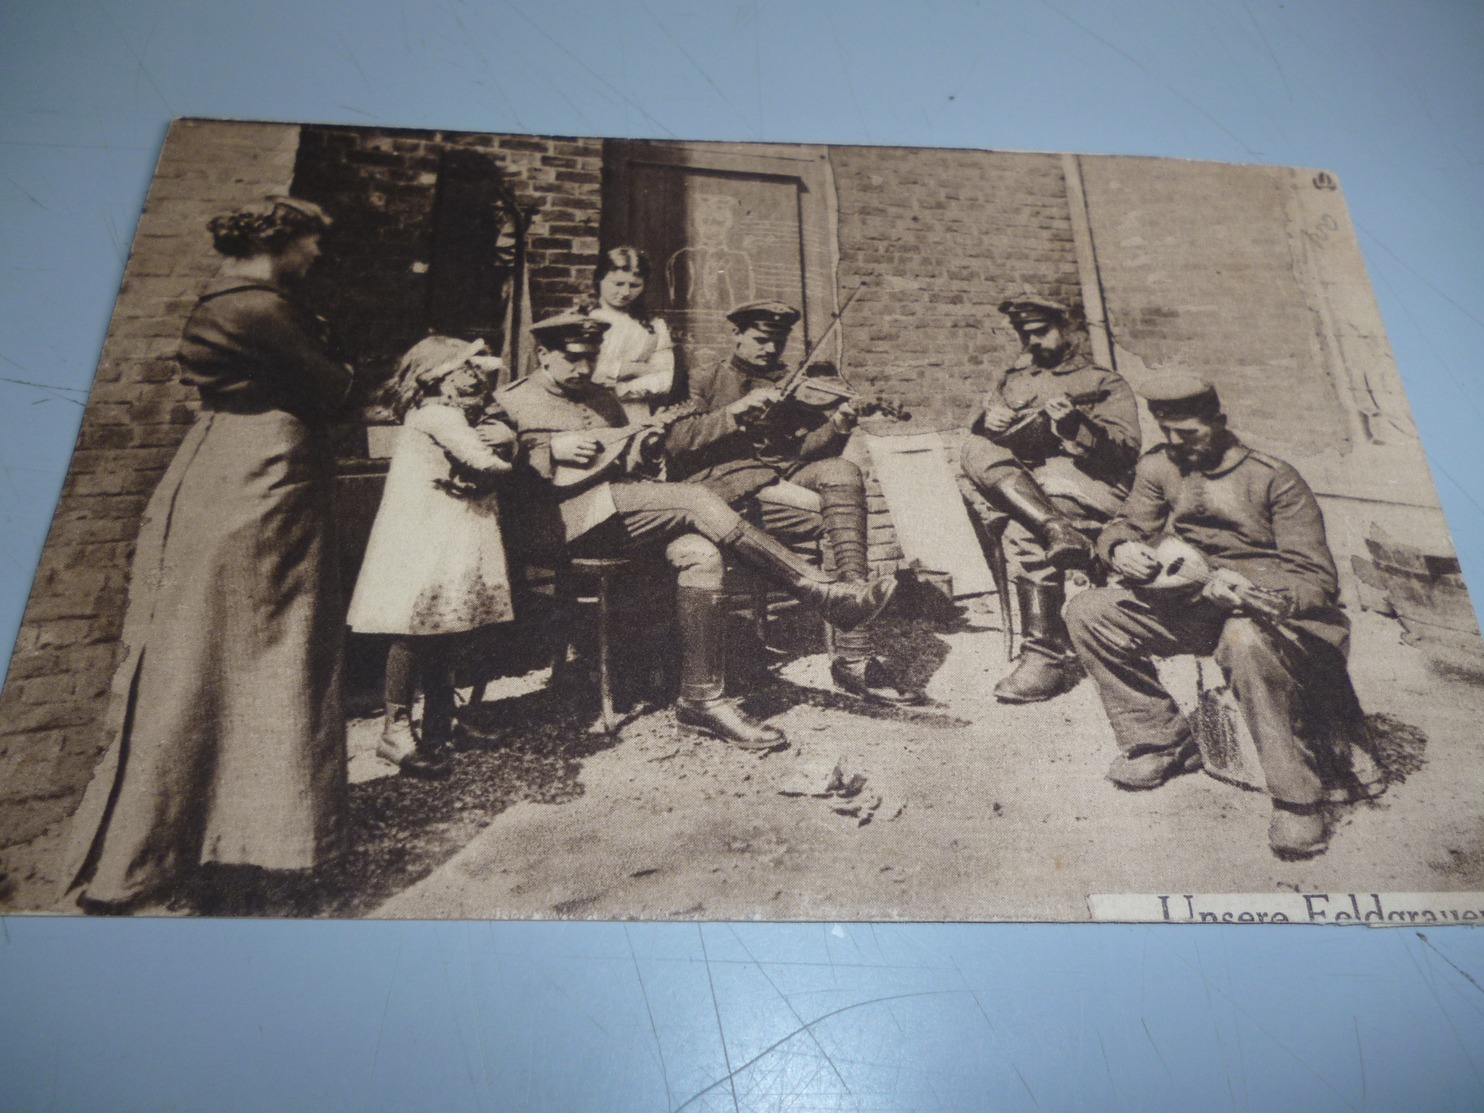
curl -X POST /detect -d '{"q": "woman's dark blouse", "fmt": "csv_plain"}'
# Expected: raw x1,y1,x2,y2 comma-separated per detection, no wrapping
179,278,353,423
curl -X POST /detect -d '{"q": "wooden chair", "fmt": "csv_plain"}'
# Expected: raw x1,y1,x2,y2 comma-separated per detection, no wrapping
550,555,645,734
962,495,1016,660
961,494,1106,662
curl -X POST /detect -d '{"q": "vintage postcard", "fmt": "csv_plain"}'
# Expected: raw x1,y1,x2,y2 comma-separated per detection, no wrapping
1,118,1480,921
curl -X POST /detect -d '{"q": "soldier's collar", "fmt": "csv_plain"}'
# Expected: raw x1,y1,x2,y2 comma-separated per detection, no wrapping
1012,353,1091,376
537,371,589,400
199,276,291,302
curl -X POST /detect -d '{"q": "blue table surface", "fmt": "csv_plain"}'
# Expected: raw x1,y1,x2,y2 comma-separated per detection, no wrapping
2,1,1482,1110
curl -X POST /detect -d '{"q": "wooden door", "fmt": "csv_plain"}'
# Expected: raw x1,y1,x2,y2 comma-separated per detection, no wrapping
603,141,841,385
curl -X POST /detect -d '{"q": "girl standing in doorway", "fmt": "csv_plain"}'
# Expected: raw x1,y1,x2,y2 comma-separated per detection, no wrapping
587,246,676,422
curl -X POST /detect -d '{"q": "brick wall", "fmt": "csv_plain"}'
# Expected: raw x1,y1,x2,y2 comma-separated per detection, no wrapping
291,126,604,386
0,119,302,846
828,147,1083,576
829,147,1083,430
1079,156,1352,460
0,124,607,849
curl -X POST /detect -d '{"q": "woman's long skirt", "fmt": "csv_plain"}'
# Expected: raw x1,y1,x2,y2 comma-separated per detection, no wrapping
64,409,348,905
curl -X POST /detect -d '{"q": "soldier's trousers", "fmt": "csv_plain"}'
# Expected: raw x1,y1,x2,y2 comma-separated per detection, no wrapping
1065,586,1330,805
570,481,746,590
739,458,875,659
959,437,1124,585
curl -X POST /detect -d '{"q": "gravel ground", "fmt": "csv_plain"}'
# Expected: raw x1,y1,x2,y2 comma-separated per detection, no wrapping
4,596,1478,920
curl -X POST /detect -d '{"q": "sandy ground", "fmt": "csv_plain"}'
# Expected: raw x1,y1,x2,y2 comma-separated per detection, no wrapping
367,601,1483,922
5,594,1481,920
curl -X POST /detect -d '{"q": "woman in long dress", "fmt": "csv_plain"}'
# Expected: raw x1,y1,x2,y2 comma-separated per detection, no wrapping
347,336,516,777
64,196,355,913
587,246,676,422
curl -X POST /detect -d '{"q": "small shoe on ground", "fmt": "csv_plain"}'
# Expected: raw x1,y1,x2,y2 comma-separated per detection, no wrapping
1269,800,1329,858
993,651,1084,704
1106,740,1202,790
676,698,789,751
830,656,927,706
76,893,141,916
376,731,453,779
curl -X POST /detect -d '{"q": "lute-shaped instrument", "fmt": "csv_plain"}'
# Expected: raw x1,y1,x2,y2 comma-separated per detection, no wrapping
1130,536,1295,626
550,400,700,490
986,386,1111,458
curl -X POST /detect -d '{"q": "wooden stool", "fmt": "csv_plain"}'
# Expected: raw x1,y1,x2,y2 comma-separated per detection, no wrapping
1190,657,1388,800
548,557,773,734
553,556,642,734
720,562,773,651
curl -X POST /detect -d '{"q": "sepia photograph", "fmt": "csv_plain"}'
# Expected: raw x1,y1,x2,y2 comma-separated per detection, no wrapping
1,117,1480,921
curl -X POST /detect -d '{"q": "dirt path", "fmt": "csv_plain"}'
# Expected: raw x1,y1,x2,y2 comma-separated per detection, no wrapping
5,603,1477,919
372,608,1484,921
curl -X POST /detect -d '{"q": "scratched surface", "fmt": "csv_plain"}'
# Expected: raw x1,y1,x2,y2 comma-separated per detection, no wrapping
1,1,1483,1109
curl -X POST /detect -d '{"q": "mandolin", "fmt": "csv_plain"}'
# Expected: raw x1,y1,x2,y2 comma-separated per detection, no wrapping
550,401,699,491
1129,536,1295,625
986,386,1110,459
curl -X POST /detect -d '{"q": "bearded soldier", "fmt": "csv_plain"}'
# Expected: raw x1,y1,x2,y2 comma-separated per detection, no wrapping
961,296,1141,704
497,312,897,750
1065,373,1369,858
664,300,920,706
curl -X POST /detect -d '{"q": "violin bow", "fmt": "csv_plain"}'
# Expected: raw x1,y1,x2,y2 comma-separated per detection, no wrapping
771,281,869,402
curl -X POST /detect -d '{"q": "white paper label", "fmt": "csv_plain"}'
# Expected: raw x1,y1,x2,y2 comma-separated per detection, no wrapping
1088,892,1484,925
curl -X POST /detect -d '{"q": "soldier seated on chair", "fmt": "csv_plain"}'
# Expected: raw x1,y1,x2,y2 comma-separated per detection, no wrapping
662,300,922,706
1064,373,1366,859
494,311,899,750
960,296,1141,704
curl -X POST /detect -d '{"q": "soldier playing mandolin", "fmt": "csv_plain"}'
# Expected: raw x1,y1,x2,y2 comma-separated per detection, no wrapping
961,296,1142,704
1064,373,1375,858
497,312,898,749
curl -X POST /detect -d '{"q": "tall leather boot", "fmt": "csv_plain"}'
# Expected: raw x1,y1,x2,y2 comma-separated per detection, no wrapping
816,480,870,582
673,586,788,750
993,579,1084,703
815,481,924,704
984,469,1093,570
726,522,898,632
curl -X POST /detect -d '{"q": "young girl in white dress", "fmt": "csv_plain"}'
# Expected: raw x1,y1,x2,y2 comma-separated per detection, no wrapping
587,246,676,422
347,336,517,778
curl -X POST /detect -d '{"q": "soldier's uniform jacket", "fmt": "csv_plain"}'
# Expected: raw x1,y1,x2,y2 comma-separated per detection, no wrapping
494,373,630,545
1096,434,1349,650
968,352,1141,492
665,356,849,504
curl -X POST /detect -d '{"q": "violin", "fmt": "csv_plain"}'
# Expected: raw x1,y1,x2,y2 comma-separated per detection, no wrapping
746,283,911,424
785,363,911,421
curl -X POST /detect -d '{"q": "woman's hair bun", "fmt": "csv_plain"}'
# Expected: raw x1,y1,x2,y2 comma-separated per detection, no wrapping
207,195,331,258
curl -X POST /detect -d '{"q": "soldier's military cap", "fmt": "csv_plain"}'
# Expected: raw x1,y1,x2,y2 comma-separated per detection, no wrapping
529,311,609,354
726,300,801,335
998,295,1071,330
1140,371,1223,420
